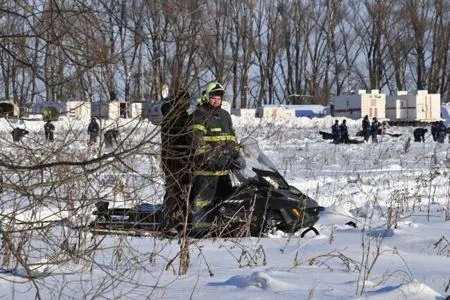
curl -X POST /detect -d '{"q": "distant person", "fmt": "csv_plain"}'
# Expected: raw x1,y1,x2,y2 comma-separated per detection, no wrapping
413,128,427,143
339,120,349,144
371,117,380,143
431,122,438,141
436,121,447,143
104,129,119,148
44,120,55,142
188,80,240,235
87,117,100,145
11,127,29,142
362,115,371,142
331,120,341,144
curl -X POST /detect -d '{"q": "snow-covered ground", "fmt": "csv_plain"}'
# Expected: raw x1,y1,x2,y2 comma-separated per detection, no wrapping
0,115,449,300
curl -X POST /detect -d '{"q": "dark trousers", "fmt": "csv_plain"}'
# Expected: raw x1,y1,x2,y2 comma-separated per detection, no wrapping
161,152,192,222
413,134,424,142
45,132,54,141
190,174,232,226
363,129,371,141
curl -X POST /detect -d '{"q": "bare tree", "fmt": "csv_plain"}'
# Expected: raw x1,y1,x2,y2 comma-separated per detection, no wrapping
402,0,431,91
229,0,255,108
253,0,284,106
426,0,450,95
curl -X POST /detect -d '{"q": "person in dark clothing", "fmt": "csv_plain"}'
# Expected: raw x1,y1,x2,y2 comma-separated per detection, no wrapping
44,120,55,142
362,115,371,142
104,129,119,148
11,127,29,142
413,128,427,142
431,122,438,141
188,81,240,235
339,120,349,144
160,89,193,229
331,120,341,144
371,117,381,143
87,118,100,145
436,121,447,143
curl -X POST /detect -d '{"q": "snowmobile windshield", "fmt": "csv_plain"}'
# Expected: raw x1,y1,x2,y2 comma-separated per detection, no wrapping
233,137,289,189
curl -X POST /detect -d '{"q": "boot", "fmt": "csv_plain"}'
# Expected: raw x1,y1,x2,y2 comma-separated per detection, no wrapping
189,205,216,238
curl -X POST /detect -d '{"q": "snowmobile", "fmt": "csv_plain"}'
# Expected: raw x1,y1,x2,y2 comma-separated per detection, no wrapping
89,137,324,238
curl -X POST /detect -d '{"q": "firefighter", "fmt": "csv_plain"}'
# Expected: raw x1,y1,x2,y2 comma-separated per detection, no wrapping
188,81,240,235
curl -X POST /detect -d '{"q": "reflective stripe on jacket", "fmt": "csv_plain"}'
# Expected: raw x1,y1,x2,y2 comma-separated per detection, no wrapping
189,105,237,175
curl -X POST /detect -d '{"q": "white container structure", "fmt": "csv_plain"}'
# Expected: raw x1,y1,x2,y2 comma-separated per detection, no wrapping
67,101,91,118
0,101,20,117
386,90,441,123
231,108,257,117
333,90,386,119
256,105,296,118
31,101,65,115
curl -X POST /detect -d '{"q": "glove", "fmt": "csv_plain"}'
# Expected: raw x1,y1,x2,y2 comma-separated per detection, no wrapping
218,141,241,160
206,148,240,171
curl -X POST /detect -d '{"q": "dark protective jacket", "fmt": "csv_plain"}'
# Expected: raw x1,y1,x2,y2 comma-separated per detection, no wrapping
413,128,427,142
44,122,55,134
362,117,371,141
437,121,447,143
161,94,192,156
44,122,55,141
160,91,193,185
431,122,438,141
339,123,349,143
11,128,29,142
331,122,341,143
362,118,370,132
189,104,239,176
87,121,100,138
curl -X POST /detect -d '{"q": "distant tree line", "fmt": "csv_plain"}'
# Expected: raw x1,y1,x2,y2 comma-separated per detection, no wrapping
0,0,449,109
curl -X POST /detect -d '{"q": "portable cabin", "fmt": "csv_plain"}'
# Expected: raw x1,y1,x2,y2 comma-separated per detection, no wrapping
231,108,257,117
147,101,164,125
0,101,20,117
130,102,143,119
441,104,450,125
333,90,386,119
256,105,296,118
31,101,66,120
292,105,329,118
67,101,91,118
386,90,441,124
91,101,121,120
